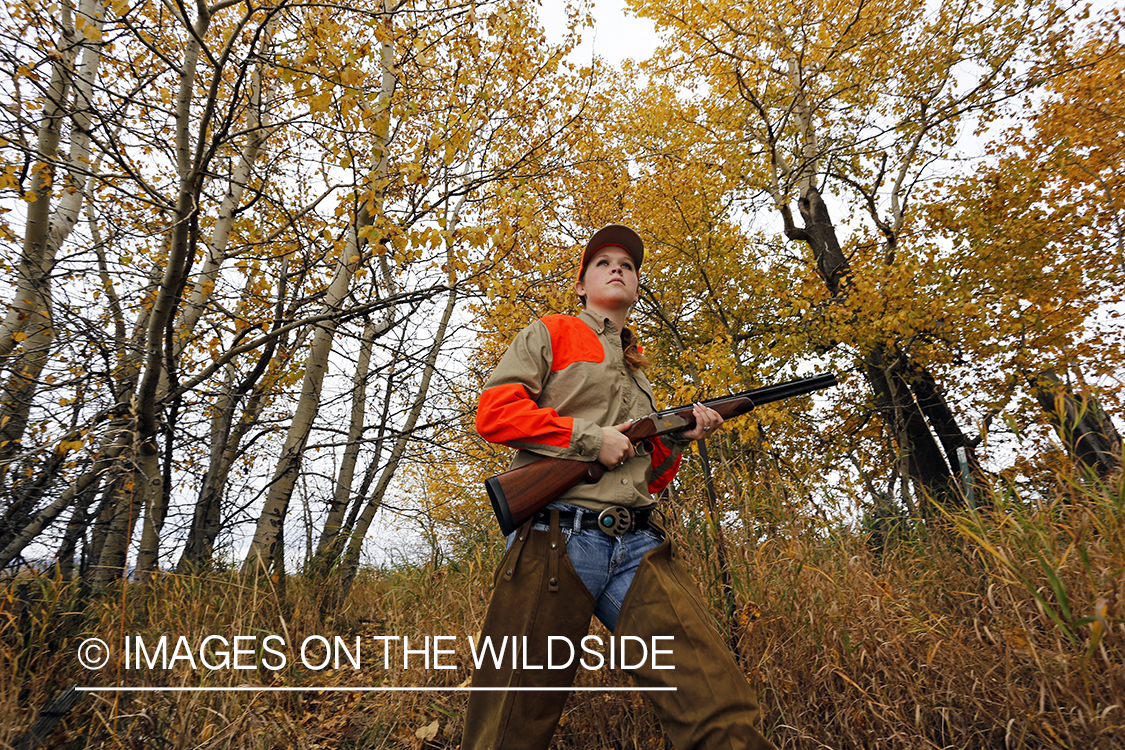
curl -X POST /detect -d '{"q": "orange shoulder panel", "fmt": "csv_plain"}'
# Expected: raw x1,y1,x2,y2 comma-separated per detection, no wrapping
540,314,605,372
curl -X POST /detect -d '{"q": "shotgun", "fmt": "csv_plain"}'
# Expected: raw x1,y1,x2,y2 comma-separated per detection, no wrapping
484,372,838,535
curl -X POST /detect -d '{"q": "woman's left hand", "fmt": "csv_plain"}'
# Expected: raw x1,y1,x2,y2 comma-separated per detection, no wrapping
680,403,724,441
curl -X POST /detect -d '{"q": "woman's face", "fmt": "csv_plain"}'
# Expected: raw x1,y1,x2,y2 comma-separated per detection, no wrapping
575,245,640,313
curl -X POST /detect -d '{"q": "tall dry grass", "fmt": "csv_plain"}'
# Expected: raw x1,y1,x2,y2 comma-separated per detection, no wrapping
719,475,1125,750
1,471,1122,749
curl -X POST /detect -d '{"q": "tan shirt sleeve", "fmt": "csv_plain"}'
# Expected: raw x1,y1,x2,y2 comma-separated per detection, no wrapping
476,320,604,461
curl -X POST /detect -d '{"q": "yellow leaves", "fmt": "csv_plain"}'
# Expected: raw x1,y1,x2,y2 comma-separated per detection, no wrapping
410,226,444,251
1086,597,1109,650
74,14,103,42
443,141,460,167
57,434,85,455
400,162,429,186
277,64,301,85
340,66,363,87
14,64,38,82
455,226,488,249
308,90,334,113
357,224,379,244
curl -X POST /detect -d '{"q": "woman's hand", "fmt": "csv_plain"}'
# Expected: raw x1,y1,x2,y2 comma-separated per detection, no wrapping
680,403,724,441
599,420,635,469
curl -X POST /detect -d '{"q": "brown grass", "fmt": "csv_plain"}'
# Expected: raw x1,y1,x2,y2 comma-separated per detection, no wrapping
2,472,1123,749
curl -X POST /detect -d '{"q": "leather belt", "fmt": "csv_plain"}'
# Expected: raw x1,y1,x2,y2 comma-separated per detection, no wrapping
534,506,653,537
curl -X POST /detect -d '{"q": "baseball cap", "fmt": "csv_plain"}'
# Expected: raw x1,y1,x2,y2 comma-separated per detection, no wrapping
578,224,644,279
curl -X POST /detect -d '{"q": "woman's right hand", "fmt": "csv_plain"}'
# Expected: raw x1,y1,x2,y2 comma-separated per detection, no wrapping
598,421,635,470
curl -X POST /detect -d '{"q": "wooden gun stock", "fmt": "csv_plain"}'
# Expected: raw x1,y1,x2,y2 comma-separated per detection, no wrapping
485,373,838,535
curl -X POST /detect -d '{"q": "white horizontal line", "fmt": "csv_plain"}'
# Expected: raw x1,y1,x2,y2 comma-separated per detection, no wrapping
77,686,676,693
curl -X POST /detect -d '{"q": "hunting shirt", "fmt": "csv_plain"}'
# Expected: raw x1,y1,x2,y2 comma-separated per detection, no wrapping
476,308,684,512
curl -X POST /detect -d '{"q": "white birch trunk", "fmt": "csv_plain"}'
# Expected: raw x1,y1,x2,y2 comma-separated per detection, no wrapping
339,254,460,585
241,11,397,576
315,317,378,564
132,6,212,575
173,22,273,357
0,0,107,455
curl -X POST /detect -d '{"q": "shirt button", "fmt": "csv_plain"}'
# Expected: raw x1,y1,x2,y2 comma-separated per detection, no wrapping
620,478,628,485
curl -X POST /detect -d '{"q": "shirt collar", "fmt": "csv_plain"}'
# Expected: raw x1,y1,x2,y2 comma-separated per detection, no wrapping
578,307,617,335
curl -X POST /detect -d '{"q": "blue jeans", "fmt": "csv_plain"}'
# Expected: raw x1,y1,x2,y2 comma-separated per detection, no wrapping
515,502,664,632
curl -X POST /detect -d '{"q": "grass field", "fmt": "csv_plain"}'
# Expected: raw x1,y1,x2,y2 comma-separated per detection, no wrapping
3,472,1123,749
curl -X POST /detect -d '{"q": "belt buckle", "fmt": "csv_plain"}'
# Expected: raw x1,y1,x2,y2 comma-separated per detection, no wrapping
596,506,632,537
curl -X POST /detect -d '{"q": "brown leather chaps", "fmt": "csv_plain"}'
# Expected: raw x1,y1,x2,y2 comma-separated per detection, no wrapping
461,512,775,750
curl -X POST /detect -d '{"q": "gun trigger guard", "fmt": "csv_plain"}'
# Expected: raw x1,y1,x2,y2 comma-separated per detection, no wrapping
634,439,655,457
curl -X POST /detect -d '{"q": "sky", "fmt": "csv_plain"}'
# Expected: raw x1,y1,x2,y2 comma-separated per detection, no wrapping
537,0,662,69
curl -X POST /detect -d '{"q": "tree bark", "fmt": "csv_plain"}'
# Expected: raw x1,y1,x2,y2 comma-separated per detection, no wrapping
337,284,458,593
129,1,215,577
313,316,379,572
790,184,959,506
1029,370,1122,477
242,5,397,578
178,366,240,572
173,22,272,359
134,1,273,575
0,0,106,468
239,221,367,577
863,345,956,512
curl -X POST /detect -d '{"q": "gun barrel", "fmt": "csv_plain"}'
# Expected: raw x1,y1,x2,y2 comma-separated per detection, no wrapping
736,372,838,408
653,372,838,421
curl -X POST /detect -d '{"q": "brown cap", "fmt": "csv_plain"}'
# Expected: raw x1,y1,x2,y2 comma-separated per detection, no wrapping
578,224,644,279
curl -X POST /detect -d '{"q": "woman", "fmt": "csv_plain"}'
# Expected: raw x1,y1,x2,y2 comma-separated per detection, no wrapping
462,225,775,750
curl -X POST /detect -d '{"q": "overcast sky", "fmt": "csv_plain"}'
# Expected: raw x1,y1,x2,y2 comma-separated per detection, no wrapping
538,0,662,68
